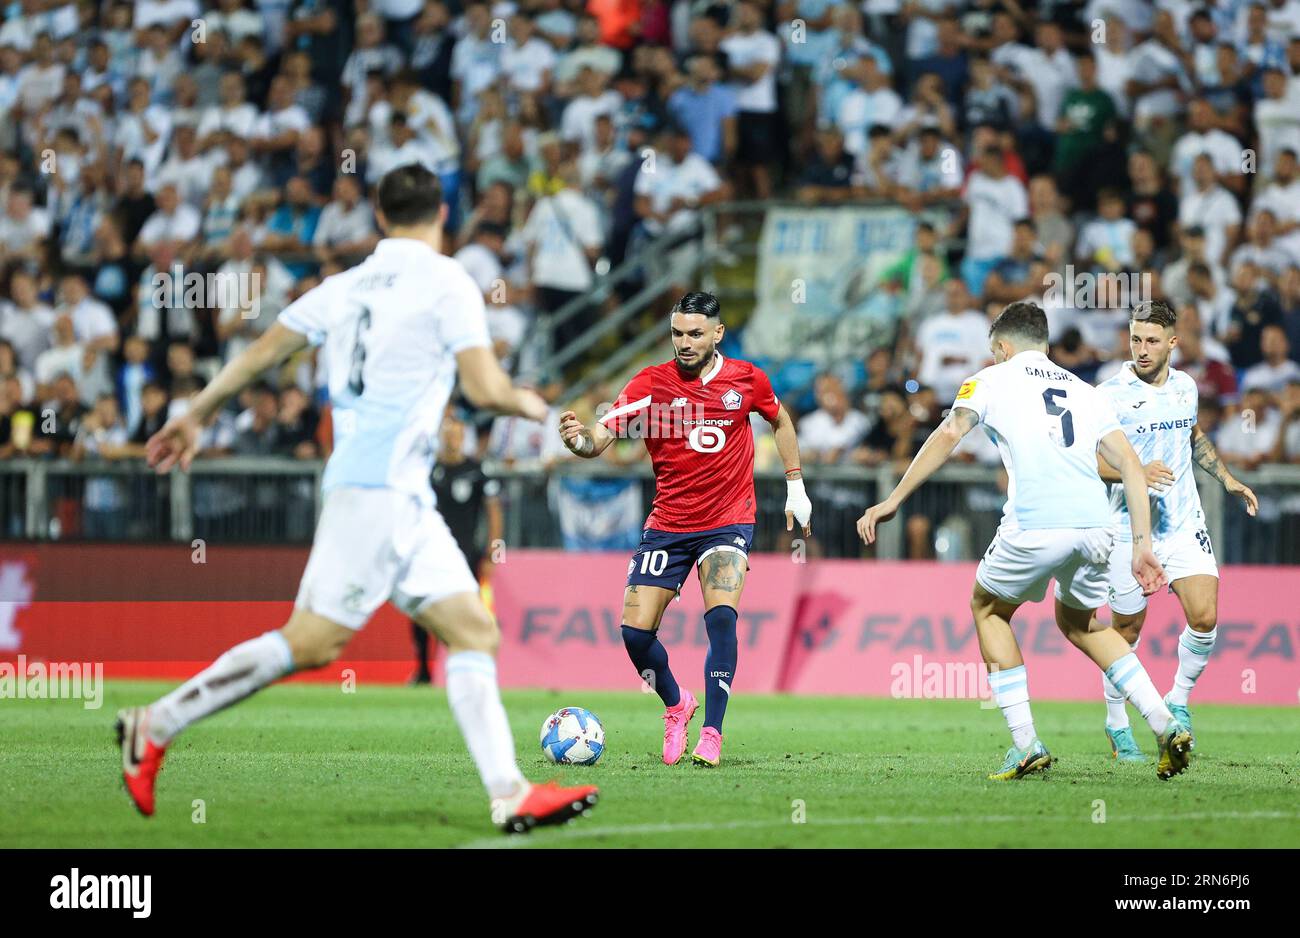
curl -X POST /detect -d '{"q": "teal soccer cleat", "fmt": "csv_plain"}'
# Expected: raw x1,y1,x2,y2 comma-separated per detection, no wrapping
1105,725,1146,762
1163,695,1195,751
988,739,1052,781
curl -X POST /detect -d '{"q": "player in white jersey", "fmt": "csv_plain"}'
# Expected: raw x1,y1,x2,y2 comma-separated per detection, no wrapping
116,165,599,834
1095,299,1258,761
858,302,1194,781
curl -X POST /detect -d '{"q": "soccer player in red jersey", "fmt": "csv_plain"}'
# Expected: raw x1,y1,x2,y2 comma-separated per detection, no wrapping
557,291,812,767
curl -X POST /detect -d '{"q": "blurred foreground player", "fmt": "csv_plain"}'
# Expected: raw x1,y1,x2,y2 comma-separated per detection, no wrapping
557,291,812,767
859,302,1192,781
122,165,597,833
409,410,502,685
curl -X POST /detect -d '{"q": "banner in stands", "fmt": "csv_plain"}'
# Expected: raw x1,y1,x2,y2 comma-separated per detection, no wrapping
744,206,917,364
4,548,1297,703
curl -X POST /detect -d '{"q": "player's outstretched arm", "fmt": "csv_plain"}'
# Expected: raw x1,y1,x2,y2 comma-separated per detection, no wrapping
857,406,978,545
146,322,309,473
557,410,614,458
770,403,812,536
455,346,549,421
1191,422,1257,517
1099,428,1168,595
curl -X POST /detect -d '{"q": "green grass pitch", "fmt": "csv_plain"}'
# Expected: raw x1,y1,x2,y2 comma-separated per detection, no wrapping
5,681,1298,848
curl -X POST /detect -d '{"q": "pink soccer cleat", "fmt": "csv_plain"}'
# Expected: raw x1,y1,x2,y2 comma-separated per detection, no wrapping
662,689,699,765
691,726,723,767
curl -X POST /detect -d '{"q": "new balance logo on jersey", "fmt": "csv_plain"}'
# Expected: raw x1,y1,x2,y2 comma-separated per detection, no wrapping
733,536,746,546
721,389,742,410
670,397,688,407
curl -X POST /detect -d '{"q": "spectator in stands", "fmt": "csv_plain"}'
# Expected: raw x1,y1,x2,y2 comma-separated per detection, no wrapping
797,372,871,465
1231,211,1289,290
667,53,736,168
1126,148,1179,252
0,268,55,370
313,175,378,264
1280,265,1300,359
1226,262,1284,368
454,221,507,299
261,176,321,278
520,160,603,350
276,384,319,459
1242,325,1300,394
477,118,531,195
1170,98,1245,197
795,127,856,204
1173,304,1238,405
33,314,84,402
1219,384,1282,472
720,2,782,199
913,279,990,402
1076,187,1138,271
0,184,49,263
956,143,1027,299
1179,153,1242,270
1188,260,1236,342
135,182,201,259
985,218,1048,304
129,379,170,448
31,371,84,457
893,124,963,214
1276,379,1300,463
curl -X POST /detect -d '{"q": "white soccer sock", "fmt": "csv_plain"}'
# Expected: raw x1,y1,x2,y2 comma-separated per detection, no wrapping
148,630,295,745
445,651,526,801
1168,626,1216,707
1103,652,1170,736
987,664,1036,750
1102,638,1140,730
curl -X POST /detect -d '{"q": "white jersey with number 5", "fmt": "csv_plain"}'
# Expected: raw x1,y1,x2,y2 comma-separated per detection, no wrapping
278,237,490,504
953,349,1121,529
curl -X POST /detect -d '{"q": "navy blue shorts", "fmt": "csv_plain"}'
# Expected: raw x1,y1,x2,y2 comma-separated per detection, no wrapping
626,523,755,592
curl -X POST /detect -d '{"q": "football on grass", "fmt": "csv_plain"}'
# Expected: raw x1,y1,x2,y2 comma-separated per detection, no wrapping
540,707,605,765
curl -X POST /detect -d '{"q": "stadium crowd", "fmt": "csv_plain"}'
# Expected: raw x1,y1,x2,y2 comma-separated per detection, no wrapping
1,0,1300,550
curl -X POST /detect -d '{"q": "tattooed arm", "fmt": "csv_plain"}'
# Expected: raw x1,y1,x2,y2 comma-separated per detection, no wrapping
857,406,978,544
1191,423,1258,516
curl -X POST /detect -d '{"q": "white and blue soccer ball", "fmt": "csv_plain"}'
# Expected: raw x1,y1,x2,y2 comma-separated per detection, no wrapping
540,707,605,765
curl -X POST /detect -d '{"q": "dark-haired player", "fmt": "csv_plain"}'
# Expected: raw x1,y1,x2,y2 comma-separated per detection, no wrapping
557,291,812,767
858,301,1192,781
121,164,598,834
1094,299,1257,761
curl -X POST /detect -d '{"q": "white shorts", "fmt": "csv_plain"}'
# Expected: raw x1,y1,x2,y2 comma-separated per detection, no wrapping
975,524,1115,611
1107,526,1219,616
295,486,480,630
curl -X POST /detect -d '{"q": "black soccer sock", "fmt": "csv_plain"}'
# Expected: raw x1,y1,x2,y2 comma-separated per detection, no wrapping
621,625,681,707
703,605,738,731
411,621,431,680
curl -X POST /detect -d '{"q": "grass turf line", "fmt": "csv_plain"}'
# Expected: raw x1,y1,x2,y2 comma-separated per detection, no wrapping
4,681,1297,848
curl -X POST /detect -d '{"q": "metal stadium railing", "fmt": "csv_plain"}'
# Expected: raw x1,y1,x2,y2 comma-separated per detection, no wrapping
2,458,1298,565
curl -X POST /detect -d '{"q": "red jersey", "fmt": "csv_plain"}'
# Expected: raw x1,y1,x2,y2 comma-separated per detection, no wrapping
598,354,781,532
